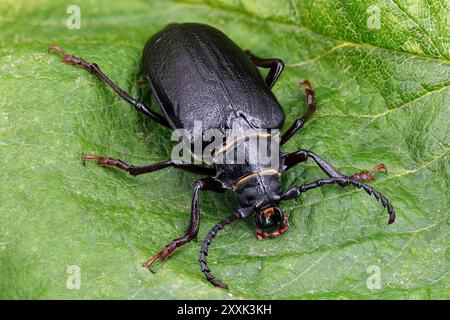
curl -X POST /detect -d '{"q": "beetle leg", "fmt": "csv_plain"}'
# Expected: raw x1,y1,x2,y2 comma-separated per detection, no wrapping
281,150,387,182
350,163,387,182
145,178,225,271
280,177,395,224
282,150,345,178
48,45,170,128
82,154,215,176
245,50,284,89
280,80,316,145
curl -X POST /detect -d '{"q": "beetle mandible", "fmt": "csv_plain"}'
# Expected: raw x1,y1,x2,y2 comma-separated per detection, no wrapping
49,23,394,289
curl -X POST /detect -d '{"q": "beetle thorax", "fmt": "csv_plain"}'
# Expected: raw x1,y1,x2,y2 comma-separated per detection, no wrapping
234,172,283,209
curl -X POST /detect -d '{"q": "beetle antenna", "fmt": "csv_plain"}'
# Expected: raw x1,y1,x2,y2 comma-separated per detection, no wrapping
199,212,242,289
280,177,395,224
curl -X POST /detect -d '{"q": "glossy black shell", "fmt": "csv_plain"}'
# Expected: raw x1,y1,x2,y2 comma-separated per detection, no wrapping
142,23,285,141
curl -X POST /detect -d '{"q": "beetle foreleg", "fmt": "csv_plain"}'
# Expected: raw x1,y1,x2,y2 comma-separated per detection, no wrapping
82,154,215,176
48,45,170,128
280,80,316,145
145,178,225,271
350,163,387,182
280,177,395,224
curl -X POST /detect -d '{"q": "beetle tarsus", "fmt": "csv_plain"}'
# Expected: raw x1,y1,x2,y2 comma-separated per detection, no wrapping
350,163,387,182
280,80,317,145
144,238,191,272
143,243,183,272
145,241,183,270
48,44,92,69
144,252,162,272
82,154,216,176
48,44,65,55
82,154,128,169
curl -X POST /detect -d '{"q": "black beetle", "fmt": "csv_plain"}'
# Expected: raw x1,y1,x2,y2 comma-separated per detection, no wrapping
49,23,394,289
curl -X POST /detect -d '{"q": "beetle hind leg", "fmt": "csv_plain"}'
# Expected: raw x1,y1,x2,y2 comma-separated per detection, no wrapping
48,45,170,128
280,80,317,145
282,150,387,183
82,154,215,175
350,163,387,182
144,236,193,271
245,50,284,89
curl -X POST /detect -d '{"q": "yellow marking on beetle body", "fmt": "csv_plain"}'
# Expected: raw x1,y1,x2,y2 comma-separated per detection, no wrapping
234,168,280,190
214,132,272,156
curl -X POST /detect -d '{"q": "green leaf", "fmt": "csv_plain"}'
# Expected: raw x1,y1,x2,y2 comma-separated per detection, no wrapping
0,0,448,299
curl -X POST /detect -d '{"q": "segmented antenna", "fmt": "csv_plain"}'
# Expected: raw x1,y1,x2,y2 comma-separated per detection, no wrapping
281,177,395,224
199,212,241,289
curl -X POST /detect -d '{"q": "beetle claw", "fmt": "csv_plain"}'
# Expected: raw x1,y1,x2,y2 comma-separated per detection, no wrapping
300,79,312,91
48,44,74,63
48,44,91,69
82,154,120,168
144,242,177,272
82,154,104,165
60,54,83,65
144,251,162,271
48,44,66,55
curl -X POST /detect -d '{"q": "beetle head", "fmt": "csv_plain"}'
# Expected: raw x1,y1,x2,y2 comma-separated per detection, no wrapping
235,174,285,230
255,205,284,229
